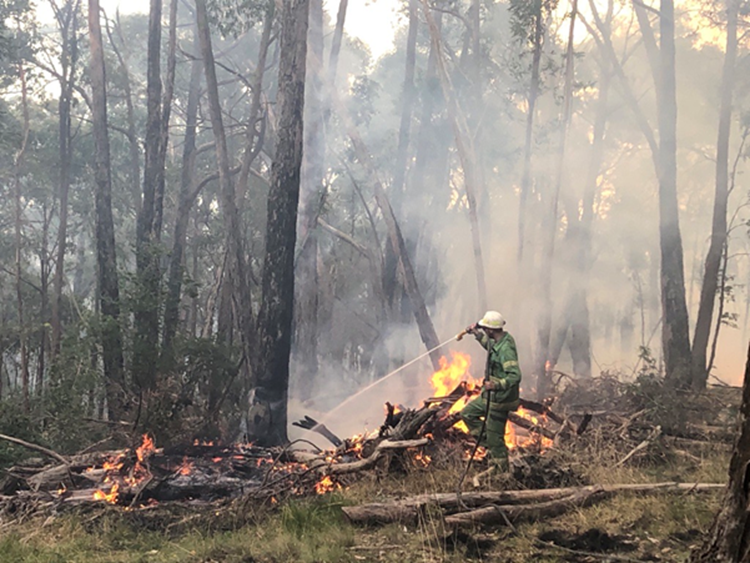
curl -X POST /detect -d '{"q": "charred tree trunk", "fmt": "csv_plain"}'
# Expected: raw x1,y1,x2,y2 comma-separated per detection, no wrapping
133,0,165,391
88,0,127,420
691,0,739,390
252,0,309,446
691,342,750,562
51,0,79,359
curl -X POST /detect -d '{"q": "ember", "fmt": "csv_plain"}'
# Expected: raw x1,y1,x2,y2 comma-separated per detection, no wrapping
314,475,340,494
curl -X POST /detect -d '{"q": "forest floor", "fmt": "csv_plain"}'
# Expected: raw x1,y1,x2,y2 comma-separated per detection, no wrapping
0,445,728,562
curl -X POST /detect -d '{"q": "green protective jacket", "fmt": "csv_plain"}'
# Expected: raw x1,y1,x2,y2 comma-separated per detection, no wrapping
476,330,522,410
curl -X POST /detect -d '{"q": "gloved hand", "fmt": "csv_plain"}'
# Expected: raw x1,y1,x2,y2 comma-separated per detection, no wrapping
483,379,507,391
466,322,479,335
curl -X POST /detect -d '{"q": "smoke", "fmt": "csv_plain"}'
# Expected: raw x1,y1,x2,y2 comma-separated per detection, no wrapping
288,0,750,442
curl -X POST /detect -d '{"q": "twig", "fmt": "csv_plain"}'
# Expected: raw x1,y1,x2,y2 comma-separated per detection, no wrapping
533,538,644,562
0,433,68,465
614,425,661,467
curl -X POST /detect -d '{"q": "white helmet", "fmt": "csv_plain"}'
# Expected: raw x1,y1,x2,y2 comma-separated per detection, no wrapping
478,310,506,330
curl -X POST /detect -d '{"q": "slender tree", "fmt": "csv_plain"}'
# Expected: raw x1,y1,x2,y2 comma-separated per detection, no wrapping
87,0,126,420
253,0,310,445
50,0,80,359
691,0,740,389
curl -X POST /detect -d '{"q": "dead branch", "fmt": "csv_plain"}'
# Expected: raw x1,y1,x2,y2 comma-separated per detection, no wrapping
0,433,68,465
342,482,724,526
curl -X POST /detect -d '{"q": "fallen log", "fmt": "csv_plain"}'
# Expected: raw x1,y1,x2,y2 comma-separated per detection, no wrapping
444,487,604,526
341,482,725,526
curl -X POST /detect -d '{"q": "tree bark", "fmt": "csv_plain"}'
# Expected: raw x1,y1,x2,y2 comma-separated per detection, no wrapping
691,342,750,562
252,0,309,446
691,0,738,389
88,0,127,420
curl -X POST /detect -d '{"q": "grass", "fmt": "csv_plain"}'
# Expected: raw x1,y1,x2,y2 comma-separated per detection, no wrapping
0,448,728,562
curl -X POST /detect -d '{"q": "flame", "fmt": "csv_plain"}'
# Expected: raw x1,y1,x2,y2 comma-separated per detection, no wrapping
314,475,340,494
56,484,67,495
93,483,119,504
136,434,155,463
177,456,193,476
212,457,222,463
429,352,480,427
463,446,488,461
430,352,474,397
413,451,431,467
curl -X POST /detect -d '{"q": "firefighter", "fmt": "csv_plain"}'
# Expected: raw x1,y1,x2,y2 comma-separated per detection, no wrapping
460,310,522,472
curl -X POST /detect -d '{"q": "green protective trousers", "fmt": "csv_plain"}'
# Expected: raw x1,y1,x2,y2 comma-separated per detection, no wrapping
460,394,509,469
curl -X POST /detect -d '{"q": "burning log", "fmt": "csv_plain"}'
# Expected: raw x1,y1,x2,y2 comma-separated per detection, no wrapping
341,482,725,526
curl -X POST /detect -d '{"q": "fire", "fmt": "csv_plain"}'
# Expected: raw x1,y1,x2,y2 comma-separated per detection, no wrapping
93,483,119,504
177,456,193,476
314,475,340,494
136,434,156,463
430,352,474,397
413,451,431,467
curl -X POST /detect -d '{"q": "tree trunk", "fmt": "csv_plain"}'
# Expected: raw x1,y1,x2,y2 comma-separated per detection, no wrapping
338,100,443,371
517,7,543,263
381,0,418,317
195,0,253,352
421,0,487,311
691,0,738,389
252,0,309,446
294,0,324,398
691,342,750,562
109,14,141,215
536,0,578,398
51,0,79,359
567,60,611,379
133,0,164,391
87,0,127,420
154,0,177,239
657,0,692,387
162,32,202,358
14,62,30,410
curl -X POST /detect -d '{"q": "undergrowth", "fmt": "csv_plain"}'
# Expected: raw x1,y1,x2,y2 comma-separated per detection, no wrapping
0,446,728,563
